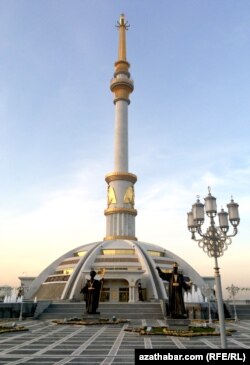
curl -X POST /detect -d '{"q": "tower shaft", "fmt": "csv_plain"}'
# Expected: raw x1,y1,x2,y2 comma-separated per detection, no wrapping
114,100,128,171
104,14,137,241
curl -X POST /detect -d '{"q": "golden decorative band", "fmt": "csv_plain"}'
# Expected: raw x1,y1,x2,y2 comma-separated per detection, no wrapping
113,97,130,105
110,78,134,94
114,61,130,76
105,172,137,184
114,59,130,69
104,235,138,241
104,207,137,216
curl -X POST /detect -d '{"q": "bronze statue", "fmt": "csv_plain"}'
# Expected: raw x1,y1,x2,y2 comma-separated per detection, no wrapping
80,270,103,314
156,263,191,319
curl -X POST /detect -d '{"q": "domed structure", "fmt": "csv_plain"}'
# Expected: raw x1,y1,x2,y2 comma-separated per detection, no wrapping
27,15,207,303
27,239,207,302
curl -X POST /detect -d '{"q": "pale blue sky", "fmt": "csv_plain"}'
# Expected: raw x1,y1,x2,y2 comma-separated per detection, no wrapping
0,1,249,297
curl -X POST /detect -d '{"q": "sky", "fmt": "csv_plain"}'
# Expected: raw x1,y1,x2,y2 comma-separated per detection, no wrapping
0,0,249,299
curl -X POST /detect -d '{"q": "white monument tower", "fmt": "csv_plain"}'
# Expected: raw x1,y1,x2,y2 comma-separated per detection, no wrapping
26,15,208,303
104,14,137,241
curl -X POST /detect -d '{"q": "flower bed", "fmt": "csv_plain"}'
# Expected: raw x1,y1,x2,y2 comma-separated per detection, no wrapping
125,326,235,337
0,325,28,334
52,317,130,325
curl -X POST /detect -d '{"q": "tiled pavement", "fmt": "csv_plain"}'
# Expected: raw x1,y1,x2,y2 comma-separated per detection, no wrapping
0,319,249,365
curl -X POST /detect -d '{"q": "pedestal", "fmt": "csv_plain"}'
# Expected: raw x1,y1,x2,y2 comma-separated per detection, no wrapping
165,318,190,331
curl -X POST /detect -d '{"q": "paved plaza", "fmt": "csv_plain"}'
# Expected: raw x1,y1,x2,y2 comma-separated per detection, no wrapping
0,318,249,364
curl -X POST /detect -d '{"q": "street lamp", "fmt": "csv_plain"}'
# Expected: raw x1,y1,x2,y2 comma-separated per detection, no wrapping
187,187,240,349
202,284,213,325
226,284,240,322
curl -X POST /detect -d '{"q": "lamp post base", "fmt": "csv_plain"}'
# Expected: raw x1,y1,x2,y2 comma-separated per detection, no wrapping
214,263,227,348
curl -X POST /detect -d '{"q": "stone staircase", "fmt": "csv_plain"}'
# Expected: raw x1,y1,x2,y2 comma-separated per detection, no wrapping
37,301,164,320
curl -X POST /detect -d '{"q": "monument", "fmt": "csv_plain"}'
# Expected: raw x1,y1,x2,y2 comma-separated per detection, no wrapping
26,15,208,312
157,263,192,329
80,270,103,314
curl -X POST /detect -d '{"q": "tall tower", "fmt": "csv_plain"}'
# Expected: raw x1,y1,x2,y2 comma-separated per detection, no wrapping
104,14,137,241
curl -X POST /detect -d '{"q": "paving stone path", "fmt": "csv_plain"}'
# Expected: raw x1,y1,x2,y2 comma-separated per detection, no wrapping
0,319,249,364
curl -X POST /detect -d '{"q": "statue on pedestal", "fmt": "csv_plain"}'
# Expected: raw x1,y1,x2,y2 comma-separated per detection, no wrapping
80,270,104,314
156,263,191,319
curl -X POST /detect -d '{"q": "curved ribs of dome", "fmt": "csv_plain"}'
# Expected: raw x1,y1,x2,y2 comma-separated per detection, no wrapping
27,240,207,302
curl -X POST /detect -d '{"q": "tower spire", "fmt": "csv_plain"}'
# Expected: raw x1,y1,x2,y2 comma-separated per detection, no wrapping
104,14,137,241
117,13,129,61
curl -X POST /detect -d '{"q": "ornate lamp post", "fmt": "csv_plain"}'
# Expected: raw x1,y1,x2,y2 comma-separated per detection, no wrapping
226,284,240,322
187,187,240,349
